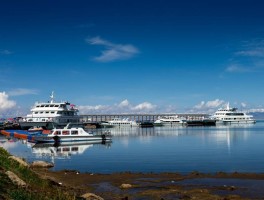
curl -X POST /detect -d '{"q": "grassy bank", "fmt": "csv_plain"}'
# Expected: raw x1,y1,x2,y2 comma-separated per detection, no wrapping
0,147,76,200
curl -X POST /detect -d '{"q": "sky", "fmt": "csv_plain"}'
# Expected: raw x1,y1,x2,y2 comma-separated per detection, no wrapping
1,0,264,117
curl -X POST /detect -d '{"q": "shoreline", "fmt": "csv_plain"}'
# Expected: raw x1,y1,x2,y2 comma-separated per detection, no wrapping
1,145,264,199
35,169,264,199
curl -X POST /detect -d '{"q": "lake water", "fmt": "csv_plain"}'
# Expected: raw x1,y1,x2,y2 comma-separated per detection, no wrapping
1,122,264,174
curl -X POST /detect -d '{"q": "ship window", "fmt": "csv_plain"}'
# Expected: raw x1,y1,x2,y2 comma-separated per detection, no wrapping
45,105,49,107
62,147,70,152
42,119,45,121
62,130,70,135
45,111,49,113
71,131,78,135
55,131,61,135
34,112,38,114
51,111,55,114
55,105,59,107
40,112,43,114
72,147,78,151
41,105,44,107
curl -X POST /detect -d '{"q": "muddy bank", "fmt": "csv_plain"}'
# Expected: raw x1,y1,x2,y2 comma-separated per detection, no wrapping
35,169,264,200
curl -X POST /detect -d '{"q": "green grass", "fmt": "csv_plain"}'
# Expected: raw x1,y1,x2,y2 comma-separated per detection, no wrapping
0,147,76,200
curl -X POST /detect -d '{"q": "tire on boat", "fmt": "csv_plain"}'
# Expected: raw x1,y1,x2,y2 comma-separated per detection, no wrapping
101,134,106,141
53,135,60,143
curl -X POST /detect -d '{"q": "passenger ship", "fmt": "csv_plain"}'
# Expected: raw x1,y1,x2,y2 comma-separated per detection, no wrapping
153,115,186,126
100,118,139,128
212,103,256,124
19,92,80,130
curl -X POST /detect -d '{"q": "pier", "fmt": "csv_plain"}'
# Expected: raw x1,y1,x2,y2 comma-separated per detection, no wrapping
80,113,209,123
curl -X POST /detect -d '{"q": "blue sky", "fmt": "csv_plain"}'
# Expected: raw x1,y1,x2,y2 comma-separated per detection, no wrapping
1,0,264,117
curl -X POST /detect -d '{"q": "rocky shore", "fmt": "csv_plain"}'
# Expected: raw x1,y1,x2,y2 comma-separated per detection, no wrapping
36,169,264,200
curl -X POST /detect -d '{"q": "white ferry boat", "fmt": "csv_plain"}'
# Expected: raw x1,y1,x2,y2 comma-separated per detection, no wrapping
212,103,256,124
19,92,80,130
153,115,186,126
100,118,139,128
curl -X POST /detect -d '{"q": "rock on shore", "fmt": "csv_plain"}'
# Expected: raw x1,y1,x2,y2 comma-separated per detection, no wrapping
31,161,54,168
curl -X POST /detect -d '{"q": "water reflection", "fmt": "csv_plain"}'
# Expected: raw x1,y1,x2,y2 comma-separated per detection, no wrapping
30,141,111,161
0,135,20,150
98,124,255,154
1,122,263,173
99,126,186,137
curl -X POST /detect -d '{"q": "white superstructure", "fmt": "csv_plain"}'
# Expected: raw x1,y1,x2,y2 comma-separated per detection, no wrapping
212,103,256,124
101,118,139,127
19,92,80,129
154,115,186,126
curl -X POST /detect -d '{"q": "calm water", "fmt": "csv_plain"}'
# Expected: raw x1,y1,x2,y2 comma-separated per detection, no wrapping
1,122,264,174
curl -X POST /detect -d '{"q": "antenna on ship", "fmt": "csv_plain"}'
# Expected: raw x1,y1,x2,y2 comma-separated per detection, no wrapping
226,102,230,110
50,91,55,103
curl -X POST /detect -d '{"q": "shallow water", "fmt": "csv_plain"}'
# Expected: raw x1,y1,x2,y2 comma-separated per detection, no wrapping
1,122,264,174
178,178,264,199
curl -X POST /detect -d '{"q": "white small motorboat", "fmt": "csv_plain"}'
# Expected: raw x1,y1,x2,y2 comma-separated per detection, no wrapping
32,126,111,143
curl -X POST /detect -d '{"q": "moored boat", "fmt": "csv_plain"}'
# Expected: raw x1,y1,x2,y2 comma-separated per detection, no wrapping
28,126,44,132
154,115,186,126
32,126,111,144
100,118,139,128
19,92,81,130
212,103,256,124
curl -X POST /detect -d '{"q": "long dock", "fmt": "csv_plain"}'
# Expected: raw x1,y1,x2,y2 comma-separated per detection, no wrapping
80,113,209,123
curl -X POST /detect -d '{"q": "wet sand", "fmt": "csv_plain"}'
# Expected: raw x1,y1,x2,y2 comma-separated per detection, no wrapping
35,169,264,200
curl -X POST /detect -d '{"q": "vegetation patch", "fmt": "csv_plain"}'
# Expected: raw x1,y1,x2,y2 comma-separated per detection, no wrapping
0,147,76,200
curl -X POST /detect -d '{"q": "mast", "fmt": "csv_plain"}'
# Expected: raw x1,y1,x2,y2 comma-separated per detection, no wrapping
50,91,55,103
226,102,230,110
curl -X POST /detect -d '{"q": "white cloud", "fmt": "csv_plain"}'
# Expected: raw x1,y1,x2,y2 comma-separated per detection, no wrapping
0,92,16,112
79,99,156,114
78,105,110,113
236,39,264,57
86,36,139,62
236,48,264,57
225,64,253,73
241,102,247,108
194,99,224,109
131,102,156,111
0,49,12,55
248,108,264,113
8,88,38,96
191,99,225,113
226,39,264,73
118,99,130,108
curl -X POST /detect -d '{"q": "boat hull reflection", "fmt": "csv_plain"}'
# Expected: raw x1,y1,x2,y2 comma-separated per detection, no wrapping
31,140,111,159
